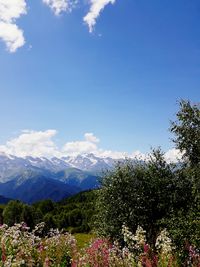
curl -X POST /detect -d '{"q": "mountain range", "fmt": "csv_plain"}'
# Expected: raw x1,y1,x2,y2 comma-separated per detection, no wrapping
0,153,118,203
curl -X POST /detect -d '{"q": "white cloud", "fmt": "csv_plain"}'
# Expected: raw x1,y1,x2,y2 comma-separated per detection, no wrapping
62,133,129,158
43,0,115,31
164,148,183,163
83,0,116,32
84,132,100,143
62,133,99,156
0,130,60,158
130,150,148,161
0,130,183,163
0,22,25,52
0,0,26,22
96,149,128,159
0,0,27,52
0,0,118,53
43,0,76,15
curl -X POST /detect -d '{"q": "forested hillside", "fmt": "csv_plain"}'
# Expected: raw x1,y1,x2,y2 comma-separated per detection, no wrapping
0,190,97,233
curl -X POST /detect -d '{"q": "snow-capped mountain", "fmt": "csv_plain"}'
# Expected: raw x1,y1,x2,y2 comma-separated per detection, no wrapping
0,152,116,182
25,156,71,172
0,152,120,203
0,153,33,183
62,153,116,172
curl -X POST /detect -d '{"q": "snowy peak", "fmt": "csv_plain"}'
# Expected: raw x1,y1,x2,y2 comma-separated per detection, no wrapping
61,153,115,171
25,156,71,172
0,153,117,183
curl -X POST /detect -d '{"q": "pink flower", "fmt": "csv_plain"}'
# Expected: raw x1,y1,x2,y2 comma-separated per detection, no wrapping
38,243,44,252
144,244,150,253
1,243,6,262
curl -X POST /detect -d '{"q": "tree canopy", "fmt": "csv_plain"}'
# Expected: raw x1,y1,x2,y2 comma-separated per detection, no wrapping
95,100,200,253
171,100,200,166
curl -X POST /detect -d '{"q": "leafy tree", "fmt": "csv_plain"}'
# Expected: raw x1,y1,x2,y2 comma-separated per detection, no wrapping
67,209,83,227
95,149,183,245
3,201,24,226
0,206,4,225
43,213,56,231
171,100,200,166
168,100,200,253
33,199,55,215
20,205,35,229
33,208,43,225
171,99,200,208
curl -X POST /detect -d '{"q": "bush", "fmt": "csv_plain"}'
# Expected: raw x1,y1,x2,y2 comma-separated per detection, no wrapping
95,149,189,245
0,222,76,266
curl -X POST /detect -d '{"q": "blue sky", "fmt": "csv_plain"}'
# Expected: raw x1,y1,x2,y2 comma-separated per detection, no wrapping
0,0,199,158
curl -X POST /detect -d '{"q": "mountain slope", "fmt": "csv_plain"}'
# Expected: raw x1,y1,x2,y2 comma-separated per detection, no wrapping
0,153,116,183
0,195,12,204
56,168,101,190
0,153,116,203
0,175,79,204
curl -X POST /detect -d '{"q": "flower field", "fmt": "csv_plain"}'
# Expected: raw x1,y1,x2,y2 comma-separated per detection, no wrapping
0,222,199,266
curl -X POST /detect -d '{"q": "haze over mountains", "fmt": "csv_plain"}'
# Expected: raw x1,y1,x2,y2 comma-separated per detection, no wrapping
0,153,117,203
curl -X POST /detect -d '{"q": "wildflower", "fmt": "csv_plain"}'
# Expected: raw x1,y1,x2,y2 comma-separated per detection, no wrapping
155,229,173,254
144,243,150,253
1,243,6,262
122,224,146,252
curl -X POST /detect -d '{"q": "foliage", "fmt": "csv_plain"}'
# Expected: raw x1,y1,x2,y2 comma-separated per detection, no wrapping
74,233,96,249
95,149,189,245
167,100,200,255
3,201,24,226
170,99,200,166
0,223,199,266
0,222,76,266
1,190,97,234
94,99,200,260
73,225,199,267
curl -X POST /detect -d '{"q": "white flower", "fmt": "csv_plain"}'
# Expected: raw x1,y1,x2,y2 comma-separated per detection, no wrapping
155,229,174,254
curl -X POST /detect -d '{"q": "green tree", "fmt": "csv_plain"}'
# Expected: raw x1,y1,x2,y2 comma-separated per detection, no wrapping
171,100,200,166
168,100,200,253
0,206,4,225
95,149,182,245
3,200,24,226
171,100,200,206
43,213,56,231
34,199,55,215
20,205,35,229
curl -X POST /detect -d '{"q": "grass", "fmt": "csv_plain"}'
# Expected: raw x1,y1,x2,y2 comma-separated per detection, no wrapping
74,233,96,249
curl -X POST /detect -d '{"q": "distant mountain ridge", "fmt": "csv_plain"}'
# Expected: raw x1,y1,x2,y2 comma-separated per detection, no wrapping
0,152,116,181
0,153,117,203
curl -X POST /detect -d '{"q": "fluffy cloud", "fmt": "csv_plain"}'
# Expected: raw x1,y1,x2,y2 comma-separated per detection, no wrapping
0,0,117,53
0,130,182,163
62,133,99,156
0,22,25,52
84,133,100,143
44,0,116,31
164,148,183,163
42,0,76,15
0,130,60,158
83,0,116,32
96,149,128,159
0,0,27,52
43,0,116,31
